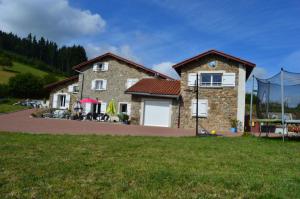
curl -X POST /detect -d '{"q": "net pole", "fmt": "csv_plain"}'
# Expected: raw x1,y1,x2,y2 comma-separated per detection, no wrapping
196,73,199,136
250,75,254,133
266,81,270,119
280,68,285,141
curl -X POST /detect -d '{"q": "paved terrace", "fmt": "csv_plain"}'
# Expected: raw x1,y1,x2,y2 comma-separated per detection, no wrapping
0,109,241,137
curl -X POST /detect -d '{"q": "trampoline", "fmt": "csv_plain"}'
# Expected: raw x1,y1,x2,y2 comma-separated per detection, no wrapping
250,68,300,140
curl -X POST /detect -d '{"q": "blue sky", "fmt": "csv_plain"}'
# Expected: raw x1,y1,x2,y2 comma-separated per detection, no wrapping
1,0,300,89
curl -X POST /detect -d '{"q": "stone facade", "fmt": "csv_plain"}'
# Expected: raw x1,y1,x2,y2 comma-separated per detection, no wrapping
78,57,153,114
179,55,242,132
130,95,180,128
49,82,78,110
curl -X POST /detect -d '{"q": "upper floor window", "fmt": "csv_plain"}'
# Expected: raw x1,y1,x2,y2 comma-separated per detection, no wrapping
68,84,79,93
93,62,109,72
126,79,139,89
91,79,107,90
188,72,235,87
200,73,222,87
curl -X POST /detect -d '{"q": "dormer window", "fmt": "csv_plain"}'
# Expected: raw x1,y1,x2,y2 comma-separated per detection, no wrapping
93,62,109,72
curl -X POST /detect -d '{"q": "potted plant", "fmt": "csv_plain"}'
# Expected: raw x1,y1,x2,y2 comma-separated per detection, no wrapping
117,113,130,124
230,119,238,133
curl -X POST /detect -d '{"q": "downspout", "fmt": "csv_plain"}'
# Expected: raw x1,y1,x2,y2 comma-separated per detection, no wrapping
75,69,84,100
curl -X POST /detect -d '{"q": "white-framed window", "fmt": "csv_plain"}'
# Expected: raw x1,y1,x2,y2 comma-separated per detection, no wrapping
53,93,70,109
126,79,139,89
93,62,109,72
191,99,208,117
187,72,235,87
200,73,222,87
68,84,79,93
59,95,66,107
91,79,107,90
118,102,131,115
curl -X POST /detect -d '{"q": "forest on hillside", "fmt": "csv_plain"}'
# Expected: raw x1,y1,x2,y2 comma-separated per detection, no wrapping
0,31,87,75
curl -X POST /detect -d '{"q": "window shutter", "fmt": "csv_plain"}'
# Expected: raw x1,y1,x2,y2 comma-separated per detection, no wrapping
188,73,197,86
198,100,208,117
222,73,235,87
191,99,208,117
127,103,131,116
102,80,107,90
91,80,96,90
68,85,73,92
100,102,107,113
102,62,109,71
93,63,99,72
52,94,58,108
65,94,71,109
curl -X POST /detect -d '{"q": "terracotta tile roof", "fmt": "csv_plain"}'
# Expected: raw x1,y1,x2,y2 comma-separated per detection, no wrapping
72,52,173,80
125,78,180,96
45,75,78,90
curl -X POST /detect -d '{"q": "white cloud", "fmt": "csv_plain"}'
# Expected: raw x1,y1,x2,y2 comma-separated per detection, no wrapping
0,0,105,42
281,50,300,72
152,62,180,79
85,43,139,62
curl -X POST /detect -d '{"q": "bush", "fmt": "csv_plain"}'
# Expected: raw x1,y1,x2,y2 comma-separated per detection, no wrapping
0,84,10,98
0,56,13,67
8,73,44,99
42,74,59,85
31,108,52,118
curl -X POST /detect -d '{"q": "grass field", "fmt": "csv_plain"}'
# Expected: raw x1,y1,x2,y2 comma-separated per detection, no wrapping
0,133,299,198
0,62,64,84
0,99,28,113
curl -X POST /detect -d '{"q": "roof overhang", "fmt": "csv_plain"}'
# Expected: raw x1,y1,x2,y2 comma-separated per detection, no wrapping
172,49,256,79
125,91,179,99
72,52,173,80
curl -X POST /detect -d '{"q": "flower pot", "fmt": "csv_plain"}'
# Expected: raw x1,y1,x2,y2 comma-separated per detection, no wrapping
230,128,237,133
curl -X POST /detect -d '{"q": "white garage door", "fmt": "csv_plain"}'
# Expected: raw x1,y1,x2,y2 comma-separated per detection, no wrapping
143,100,171,127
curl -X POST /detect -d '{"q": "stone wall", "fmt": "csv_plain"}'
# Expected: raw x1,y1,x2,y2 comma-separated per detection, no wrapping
179,55,241,132
78,57,153,114
49,82,78,110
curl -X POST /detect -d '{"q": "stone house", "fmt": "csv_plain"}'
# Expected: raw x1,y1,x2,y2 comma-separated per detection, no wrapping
46,76,79,110
47,52,171,115
47,50,255,132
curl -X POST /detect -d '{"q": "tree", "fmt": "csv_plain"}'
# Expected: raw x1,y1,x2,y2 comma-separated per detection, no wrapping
0,56,13,67
8,73,44,99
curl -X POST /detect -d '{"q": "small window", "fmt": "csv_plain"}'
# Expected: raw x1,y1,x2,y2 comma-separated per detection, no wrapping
126,79,139,89
73,85,79,93
93,62,108,72
119,103,128,113
200,73,222,87
92,79,107,90
95,80,104,90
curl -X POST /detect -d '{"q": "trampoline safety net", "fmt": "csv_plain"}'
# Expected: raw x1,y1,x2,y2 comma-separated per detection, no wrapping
256,69,300,121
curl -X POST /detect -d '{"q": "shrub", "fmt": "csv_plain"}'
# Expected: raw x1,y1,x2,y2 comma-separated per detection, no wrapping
8,73,44,99
0,56,13,67
31,108,52,118
0,84,10,98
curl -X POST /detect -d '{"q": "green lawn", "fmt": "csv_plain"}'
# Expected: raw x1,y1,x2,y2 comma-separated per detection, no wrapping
0,99,28,113
0,62,64,84
0,133,299,198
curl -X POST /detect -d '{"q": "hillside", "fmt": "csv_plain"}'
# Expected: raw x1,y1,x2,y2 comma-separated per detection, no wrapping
0,61,65,84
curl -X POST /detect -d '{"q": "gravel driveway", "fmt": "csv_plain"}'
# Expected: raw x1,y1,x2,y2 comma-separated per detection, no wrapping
0,109,195,137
